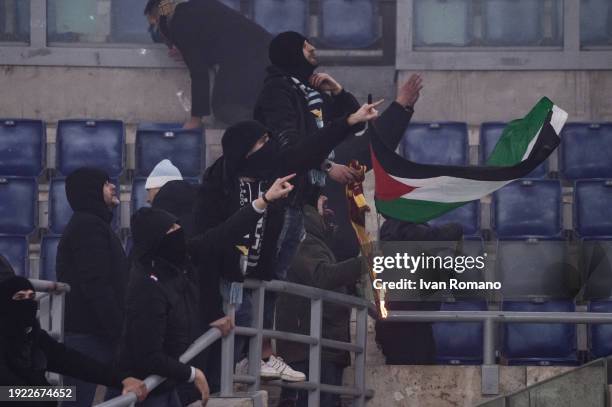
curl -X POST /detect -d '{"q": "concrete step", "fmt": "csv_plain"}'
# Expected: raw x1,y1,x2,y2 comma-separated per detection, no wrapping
187,391,268,407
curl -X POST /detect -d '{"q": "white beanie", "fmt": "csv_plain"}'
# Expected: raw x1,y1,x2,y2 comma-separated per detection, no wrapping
145,159,183,190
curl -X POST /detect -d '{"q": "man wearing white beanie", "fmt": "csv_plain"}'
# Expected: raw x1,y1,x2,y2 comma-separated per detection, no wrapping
145,159,183,204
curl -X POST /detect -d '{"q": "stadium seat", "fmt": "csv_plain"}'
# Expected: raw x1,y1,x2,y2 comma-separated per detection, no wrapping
319,0,379,48
135,123,204,178
0,119,45,176
56,119,124,178
479,122,548,178
589,299,612,358
253,0,308,35
49,178,119,234
496,238,573,299
433,300,486,365
0,235,28,277
40,235,61,282
574,179,612,238
560,123,612,180
502,300,577,365
492,180,562,238
482,0,546,46
429,201,480,238
400,122,469,166
0,177,37,235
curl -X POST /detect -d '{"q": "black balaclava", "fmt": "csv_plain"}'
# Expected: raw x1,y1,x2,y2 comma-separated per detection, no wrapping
269,31,316,83
157,228,187,268
0,276,38,337
66,167,113,223
222,120,278,180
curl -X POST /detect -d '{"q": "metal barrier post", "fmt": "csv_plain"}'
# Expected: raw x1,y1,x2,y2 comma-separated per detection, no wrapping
481,317,499,395
221,302,236,396
354,307,368,407
50,292,66,342
308,298,323,407
248,286,265,392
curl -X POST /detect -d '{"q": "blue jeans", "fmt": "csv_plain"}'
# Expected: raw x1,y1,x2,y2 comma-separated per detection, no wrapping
62,333,120,407
279,360,344,407
274,206,305,281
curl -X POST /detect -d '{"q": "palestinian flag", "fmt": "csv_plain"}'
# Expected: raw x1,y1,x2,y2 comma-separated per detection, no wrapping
371,97,568,223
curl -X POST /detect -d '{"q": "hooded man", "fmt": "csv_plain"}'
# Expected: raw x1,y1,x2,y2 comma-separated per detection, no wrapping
144,0,272,127
275,193,367,407
121,175,293,406
0,275,147,406
253,31,377,293
56,167,128,407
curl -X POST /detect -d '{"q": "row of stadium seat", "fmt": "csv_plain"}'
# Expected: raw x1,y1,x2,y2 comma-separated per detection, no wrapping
400,122,612,180
1,177,610,238
0,120,204,178
2,120,611,180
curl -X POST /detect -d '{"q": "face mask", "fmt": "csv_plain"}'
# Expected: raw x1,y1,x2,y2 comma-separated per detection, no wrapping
157,228,187,268
148,24,163,43
2,299,38,335
239,138,279,180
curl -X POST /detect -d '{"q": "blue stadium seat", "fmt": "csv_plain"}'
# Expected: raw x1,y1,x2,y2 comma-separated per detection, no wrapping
560,123,612,180
0,177,37,235
319,0,379,48
480,122,548,178
482,0,547,46
492,180,562,238
502,300,577,365
496,238,571,299
40,235,61,282
589,300,612,358
433,300,486,365
0,235,28,277
49,178,119,234
574,179,612,239
56,120,124,178
429,201,480,237
253,0,308,35
135,124,204,178
0,119,45,176
400,122,468,165
111,0,150,43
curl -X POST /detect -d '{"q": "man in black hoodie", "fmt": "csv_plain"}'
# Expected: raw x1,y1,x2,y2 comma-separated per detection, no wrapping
144,0,272,127
0,274,147,406
121,175,294,406
56,167,128,407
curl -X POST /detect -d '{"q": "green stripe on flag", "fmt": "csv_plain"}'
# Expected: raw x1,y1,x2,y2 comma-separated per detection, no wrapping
486,97,553,167
375,197,467,224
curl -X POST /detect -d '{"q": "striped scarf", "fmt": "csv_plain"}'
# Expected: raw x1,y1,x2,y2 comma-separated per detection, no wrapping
291,77,334,186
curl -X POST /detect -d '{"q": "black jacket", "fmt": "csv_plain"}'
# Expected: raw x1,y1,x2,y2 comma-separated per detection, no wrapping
168,0,272,120
57,178,128,342
254,65,363,207
119,204,263,392
323,102,415,261
0,324,122,406
275,205,365,366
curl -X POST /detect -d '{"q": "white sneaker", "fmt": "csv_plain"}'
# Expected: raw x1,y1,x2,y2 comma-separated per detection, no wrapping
235,357,281,380
265,355,306,382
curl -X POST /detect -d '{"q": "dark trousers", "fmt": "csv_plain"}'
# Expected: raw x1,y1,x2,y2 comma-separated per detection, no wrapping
279,360,344,407
62,333,120,407
137,389,181,407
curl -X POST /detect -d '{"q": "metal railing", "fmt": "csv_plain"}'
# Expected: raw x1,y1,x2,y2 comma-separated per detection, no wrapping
385,309,612,395
32,279,70,342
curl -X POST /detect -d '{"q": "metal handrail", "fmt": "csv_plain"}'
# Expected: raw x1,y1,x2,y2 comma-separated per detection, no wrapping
30,278,71,293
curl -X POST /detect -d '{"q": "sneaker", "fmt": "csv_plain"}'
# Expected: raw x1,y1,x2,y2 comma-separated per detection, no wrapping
235,358,281,380
265,355,306,382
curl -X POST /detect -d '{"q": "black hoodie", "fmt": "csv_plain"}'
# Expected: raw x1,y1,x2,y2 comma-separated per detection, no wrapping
0,275,124,405
56,168,128,342
152,180,198,239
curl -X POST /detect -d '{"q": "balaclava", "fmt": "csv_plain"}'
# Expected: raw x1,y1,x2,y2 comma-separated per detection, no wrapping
0,276,38,337
269,31,316,83
65,167,113,223
222,121,278,181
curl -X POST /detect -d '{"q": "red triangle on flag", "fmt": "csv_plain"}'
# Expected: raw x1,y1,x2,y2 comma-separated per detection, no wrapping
370,147,417,200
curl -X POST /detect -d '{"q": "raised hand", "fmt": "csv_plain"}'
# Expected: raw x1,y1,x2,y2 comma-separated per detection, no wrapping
396,74,423,109
309,73,343,95
347,99,384,126
264,174,296,201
